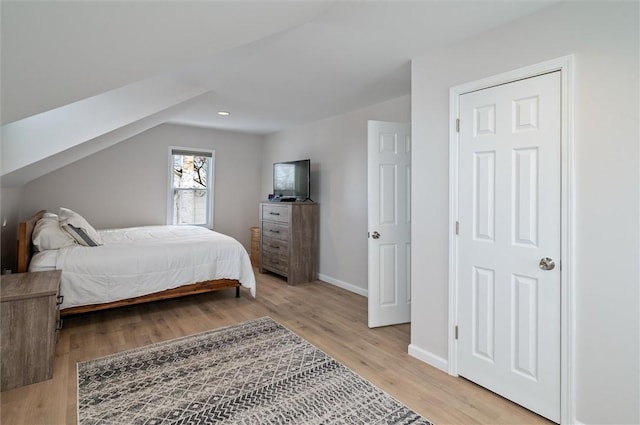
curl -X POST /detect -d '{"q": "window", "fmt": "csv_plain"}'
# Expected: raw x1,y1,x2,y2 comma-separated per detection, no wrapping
167,147,214,228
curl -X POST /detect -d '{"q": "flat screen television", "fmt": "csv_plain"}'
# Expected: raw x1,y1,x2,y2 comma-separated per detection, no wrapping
272,159,311,201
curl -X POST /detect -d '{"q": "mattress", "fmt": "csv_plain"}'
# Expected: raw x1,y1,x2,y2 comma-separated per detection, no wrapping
30,225,256,309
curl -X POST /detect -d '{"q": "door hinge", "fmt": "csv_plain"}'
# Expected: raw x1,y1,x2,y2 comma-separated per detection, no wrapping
456,118,460,132
455,221,459,235
455,325,459,340
367,231,370,238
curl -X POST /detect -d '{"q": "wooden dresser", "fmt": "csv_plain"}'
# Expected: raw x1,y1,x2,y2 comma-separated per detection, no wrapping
259,202,318,285
1,270,62,391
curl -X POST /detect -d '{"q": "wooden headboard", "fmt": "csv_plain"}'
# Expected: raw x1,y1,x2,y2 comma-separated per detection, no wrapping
17,210,46,273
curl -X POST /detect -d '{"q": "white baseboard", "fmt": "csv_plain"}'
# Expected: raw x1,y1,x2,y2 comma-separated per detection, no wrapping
408,344,448,373
317,274,368,297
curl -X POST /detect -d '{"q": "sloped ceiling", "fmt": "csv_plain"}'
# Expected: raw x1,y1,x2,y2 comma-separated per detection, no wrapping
1,0,554,187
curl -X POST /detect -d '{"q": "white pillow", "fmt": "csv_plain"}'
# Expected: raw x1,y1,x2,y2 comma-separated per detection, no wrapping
32,212,77,251
58,208,103,247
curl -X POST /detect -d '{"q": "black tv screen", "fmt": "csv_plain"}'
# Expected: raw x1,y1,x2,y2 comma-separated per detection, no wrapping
273,159,310,200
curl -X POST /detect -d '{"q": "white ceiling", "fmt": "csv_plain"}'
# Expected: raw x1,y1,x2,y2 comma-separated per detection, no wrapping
1,1,555,134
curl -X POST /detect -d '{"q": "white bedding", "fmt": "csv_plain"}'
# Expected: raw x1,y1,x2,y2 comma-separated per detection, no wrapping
29,225,256,309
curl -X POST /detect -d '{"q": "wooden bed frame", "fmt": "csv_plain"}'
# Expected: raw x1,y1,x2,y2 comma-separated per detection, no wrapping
18,211,241,316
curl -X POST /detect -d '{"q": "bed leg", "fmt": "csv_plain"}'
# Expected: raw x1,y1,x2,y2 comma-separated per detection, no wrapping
235,286,240,298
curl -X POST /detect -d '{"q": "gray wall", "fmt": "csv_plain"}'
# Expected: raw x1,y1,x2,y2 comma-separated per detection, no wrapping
17,123,263,251
262,95,410,294
0,187,22,271
410,2,639,424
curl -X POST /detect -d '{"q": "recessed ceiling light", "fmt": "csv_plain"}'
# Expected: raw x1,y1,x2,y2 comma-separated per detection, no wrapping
217,111,230,116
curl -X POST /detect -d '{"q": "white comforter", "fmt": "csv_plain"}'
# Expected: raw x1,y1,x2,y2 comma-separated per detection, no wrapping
30,225,256,309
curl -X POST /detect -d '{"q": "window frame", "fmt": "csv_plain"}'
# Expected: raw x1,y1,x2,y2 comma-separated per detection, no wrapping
166,146,215,229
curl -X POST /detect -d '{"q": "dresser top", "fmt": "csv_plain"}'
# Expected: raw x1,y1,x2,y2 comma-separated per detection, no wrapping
260,201,317,205
0,271,61,301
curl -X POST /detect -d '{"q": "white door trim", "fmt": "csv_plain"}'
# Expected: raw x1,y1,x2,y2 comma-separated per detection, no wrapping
447,55,575,424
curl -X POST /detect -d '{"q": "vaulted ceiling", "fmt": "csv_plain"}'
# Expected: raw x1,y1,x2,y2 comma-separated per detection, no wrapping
1,1,554,186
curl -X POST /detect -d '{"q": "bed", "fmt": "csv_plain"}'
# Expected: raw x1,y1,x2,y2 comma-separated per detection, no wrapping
18,210,256,316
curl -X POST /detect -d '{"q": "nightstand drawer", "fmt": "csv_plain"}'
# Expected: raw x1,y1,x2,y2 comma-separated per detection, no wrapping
261,204,290,223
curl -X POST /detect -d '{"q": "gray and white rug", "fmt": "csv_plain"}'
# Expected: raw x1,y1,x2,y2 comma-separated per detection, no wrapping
78,317,431,424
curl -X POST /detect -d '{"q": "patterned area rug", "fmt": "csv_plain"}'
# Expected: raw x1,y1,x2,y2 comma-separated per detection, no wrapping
78,317,431,424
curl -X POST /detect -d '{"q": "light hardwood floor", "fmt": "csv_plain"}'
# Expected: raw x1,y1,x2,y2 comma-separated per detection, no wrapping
1,270,552,425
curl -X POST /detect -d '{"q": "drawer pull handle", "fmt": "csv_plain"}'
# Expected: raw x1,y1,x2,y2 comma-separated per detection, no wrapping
56,318,64,330
56,295,64,306
270,245,280,249
271,260,279,264
269,212,281,216
269,230,280,233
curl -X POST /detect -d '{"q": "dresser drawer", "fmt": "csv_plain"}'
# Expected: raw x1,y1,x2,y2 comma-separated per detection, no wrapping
262,221,289,241
261,252,289,275
262,237,289,257
261,204,290,223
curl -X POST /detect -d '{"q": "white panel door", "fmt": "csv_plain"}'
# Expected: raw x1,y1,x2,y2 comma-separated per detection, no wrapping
368,120,411,328
457,72,561,422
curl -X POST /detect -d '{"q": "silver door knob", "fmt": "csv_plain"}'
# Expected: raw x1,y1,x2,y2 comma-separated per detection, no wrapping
539,257,555,270
371,231,381,239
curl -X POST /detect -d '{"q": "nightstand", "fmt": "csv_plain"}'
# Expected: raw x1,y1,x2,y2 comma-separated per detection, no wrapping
1,270,62,391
